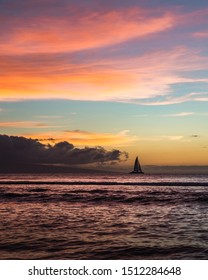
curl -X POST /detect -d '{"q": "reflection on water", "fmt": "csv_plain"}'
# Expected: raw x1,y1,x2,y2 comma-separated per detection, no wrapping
0,173,208,259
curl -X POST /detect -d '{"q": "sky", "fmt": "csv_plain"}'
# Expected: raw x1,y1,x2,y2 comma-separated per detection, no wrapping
1,0,208,169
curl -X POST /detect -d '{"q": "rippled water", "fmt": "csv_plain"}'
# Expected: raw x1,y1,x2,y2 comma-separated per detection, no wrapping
0,173,208,259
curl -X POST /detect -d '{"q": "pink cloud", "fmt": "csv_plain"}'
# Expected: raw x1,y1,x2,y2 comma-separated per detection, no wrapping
0,8,174,54
193,31,208,38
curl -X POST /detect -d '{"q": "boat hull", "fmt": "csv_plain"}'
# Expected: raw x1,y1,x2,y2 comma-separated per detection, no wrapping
129,171,144,174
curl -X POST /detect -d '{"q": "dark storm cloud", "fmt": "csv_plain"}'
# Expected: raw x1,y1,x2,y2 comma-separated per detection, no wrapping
0,134,127,165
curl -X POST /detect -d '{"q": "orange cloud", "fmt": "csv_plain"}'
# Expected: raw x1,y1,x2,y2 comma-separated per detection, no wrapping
1,5,208,105
1,46,208,103
0,121,61,128
0,8,174,54
22,130,137,147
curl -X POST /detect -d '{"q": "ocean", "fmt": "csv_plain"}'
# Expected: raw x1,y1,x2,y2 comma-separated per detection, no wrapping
0,173,208,260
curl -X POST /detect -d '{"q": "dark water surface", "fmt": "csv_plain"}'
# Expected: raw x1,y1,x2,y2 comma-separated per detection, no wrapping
0,173,208,259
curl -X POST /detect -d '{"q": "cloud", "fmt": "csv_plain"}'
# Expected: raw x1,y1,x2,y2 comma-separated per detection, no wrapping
0,6,174,55
163,112,195,117
1,47,208,103
193,31,208,38
163,112,208,117
23,130,137,147
35,115,63,119
0,3,208,105
0,121,61,128
138,135,184,141
0,134,128,165
135,92,208,106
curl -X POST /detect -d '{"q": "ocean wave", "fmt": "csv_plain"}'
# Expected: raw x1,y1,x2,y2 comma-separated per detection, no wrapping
1,189,208,206
1,180,208,186
0,239,206,259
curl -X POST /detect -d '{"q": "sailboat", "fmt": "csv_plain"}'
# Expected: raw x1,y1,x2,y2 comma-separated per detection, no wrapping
130,156,144,174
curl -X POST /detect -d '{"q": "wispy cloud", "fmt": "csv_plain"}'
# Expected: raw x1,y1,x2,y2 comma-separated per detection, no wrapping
35,115,63,119
167,112,208,117
0,121,62,128
163,112,195,117
1,47,208,103
0,7,174,55
132,114,149,117
138,135,184,142
135,92,208,106
193,31,208,38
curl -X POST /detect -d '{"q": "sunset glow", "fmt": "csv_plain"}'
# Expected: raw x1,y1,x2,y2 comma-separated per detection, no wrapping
1,0,208,167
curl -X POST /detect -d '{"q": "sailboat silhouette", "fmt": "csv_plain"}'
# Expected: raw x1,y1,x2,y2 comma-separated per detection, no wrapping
130,156,144,174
